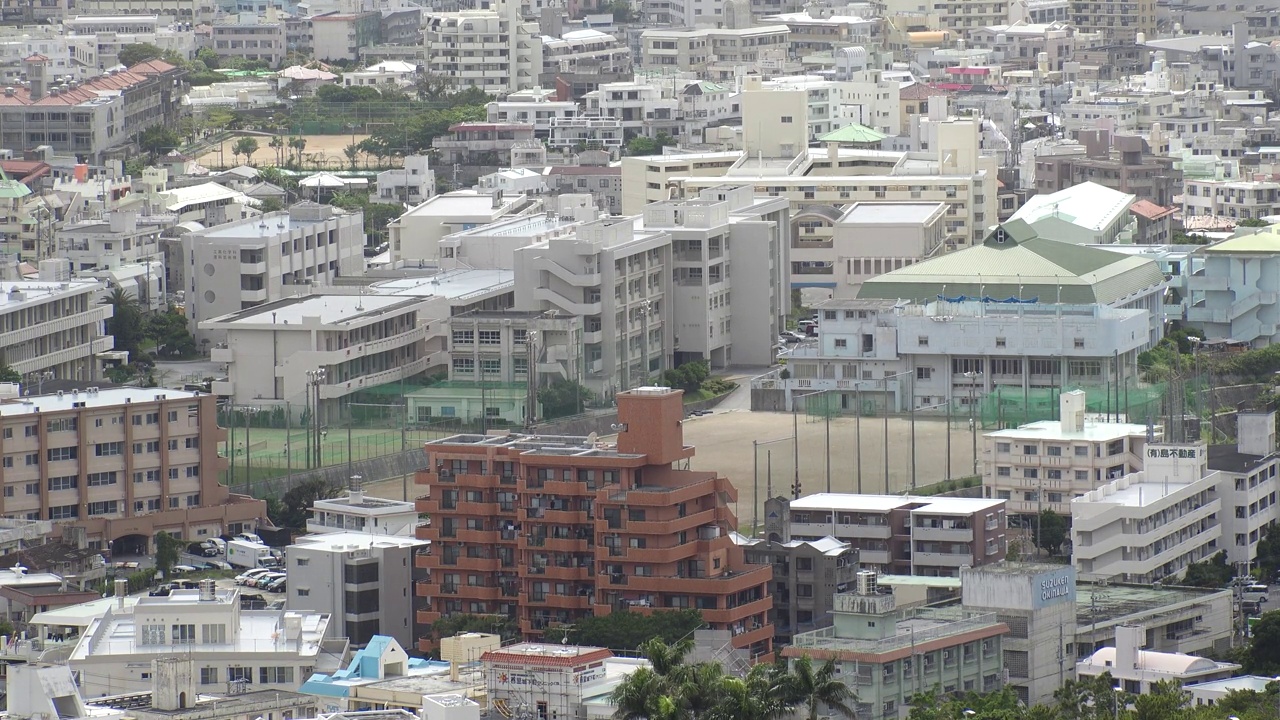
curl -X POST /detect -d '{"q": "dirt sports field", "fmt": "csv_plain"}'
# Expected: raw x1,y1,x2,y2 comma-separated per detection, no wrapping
196,134,372,169
362,409,979,533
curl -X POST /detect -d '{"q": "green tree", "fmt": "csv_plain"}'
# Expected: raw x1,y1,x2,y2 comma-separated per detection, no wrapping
117,42,166,67
0,362,19,383
780,655,857,720
640,637,694,676
232,137,259,165
147,308,198,359
1240,218,1270,227
289,137,307,166
538,378,594,419
271,477,343,529
102,287,145,360
1133,681,1192,720
257,197,286,213
136,125,181,158
428,613,518,645
1054,672,1131,720
1036,508,1068,555
627,136,658,156
344,142,361,170
154,531,182,576
661,360,711,392
545,608,702,650
268,135,286,165
1183,551,1235,588
1247,611,1280,674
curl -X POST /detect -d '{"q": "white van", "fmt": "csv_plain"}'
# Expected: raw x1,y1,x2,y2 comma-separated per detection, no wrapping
234,533,263,545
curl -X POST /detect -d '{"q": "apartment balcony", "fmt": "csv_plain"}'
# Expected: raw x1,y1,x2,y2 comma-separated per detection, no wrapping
317,356,430,399
1187,274,1229,292
792,521,891,540
529,593,592,610
239,287,268,303
15,338,113,374
912,551,976,567
626,508,719,536
703,596,772,624
859,548,891,565
416,609,442,627
520,535,590,553
451,555,501,572
526,564,591,581
608,476,721,506
1186,306,1229,324
632,564,772,594
913,526,974,542
303,325,429,366
0,305,108,348
210,345,234,363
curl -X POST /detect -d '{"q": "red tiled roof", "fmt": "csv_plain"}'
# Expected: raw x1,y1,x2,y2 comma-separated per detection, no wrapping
0,160,50,185
1130,199,1175,220
899,83,949,100
0,60,178,107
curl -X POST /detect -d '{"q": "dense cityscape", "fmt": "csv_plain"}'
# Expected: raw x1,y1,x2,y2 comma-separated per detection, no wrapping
4,0,1280,717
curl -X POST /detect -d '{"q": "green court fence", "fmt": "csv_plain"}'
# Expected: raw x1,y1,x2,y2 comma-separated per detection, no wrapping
976,382,1170,430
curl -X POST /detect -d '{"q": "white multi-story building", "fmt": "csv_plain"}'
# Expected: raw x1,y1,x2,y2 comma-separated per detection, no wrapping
183,203,365,342
513,216,674,397
1209,410,1280,566
486,94,581,138
813,201,947,299
56,210,171,279
388,191,535,265
375,155,434,206
984,391,1157,522
1071,442,1221,584
202,293,434,420
423,0,543,94
583,80,679,137
1180,179,1280,222
286,530,427,650
540,29,631,80
1077,625,1239,695
0,275,116,380
69,582,341,696
306,486,419,538
639,186,790,368
1186,229,1280,347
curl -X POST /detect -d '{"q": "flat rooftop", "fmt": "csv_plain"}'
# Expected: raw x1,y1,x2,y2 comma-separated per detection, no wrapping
484,642,610,660
198,212,324,239
290,531,427,551
838,202,946,226
205,294,425,327
371,268,516,301
986,418,1153,443
401,191,520,218
444,213,579,241
428,431,644,460
1088,479,1195,507
789,493,1005,515
73,607,330,659
1075,581,1230,627
0,387,207,417
313,491,416,512
1208,444,1277,474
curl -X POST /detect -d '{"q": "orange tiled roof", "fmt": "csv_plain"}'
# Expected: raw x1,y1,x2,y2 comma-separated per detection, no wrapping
1130,199,1175,220
0,60,177,107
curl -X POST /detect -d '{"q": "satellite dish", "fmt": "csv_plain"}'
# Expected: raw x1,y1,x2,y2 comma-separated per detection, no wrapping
586,432,597,444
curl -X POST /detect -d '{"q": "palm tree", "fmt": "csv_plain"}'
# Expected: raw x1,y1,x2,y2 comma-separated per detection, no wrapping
783,655,857,720
639,637,695,677
289,137,307,167
269,135,285,165
612,667,666,720
672,662,724,719
101,287,144,357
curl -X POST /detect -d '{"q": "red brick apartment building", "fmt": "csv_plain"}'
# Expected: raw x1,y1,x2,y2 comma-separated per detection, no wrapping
414,387,773,659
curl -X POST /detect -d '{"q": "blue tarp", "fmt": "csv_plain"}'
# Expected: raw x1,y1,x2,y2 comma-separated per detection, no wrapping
938,295,1040,304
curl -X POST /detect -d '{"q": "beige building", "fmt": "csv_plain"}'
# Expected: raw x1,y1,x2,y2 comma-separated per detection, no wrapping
205,16,285,67
984,391,1156,525
423,0,542,94
822,201,947,298
0,387,264,553
639,25,790,76
0,277,117,381
1069,0,1155,44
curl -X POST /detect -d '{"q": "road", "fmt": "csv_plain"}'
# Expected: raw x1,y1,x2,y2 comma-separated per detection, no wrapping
153,359,225,388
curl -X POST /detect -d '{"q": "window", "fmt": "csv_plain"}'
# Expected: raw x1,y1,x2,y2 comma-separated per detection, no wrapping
25,482,38,495
1048,446,1062,456
168,410,178,422
47,447,77,462
202,624,227,644
917,367,932,380
24,453,36,466
87,501,118,516
1074,446,1088,457
200,667,219,685
260,667,295,684
95,442,123,457
781,116,793,123
997,467,1011,477
918,335,929,347
141,624,166,645
87,472,118,486
48,505,78,520
478,330,501,345
834,338,847,348
171,624,196,644
228,667,251,683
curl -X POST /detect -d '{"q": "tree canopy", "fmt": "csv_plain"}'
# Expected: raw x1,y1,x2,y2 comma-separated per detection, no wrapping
543,608,702,650
1036,509,1068,556
267,477,343,530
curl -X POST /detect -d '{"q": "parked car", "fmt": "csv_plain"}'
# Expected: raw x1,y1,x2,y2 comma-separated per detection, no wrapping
265,576,287,592
187,543,219,557
252,572,286,589
148,584,173,597
233,532,263,545
779,331,805,344
235,568,272,585
205,538,227,553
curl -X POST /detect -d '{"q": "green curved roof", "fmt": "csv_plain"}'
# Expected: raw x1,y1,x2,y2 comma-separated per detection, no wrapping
0,169,31,200
819,122,888,144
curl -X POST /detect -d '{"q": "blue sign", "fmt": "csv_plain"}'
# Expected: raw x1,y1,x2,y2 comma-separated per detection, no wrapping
1032,567,1077,609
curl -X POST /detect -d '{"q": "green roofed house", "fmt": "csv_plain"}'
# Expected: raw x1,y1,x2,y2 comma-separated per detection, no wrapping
818,122,889,148
750,221,1170,415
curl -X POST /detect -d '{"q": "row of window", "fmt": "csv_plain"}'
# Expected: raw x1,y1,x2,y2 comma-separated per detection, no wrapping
46,493,202,520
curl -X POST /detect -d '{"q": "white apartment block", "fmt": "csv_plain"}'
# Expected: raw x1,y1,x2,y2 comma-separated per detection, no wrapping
813,201,947,299
0,277,115,381
286,531,427,649
306,487,419,538
1210,410,1280,566
1071,442,1221,584
375,155,435,206
583,81,679,137
513,216,674,397
1186,230,1280,347
73,0,214,22
1182,179,1280,221
639,25,791,78
487,96,581,137
624,117,999,248
62,16,197,76
423,0,543,94
436,198,597,272
70,584,340,695
389,190,534,265
541,29,630,77
57,210,170,273
205,16,286,67
639,186,790,368
183,203,364,343
1009,182,1137,245
984,390,1157,522
763,298,1151,415
202,293,434,421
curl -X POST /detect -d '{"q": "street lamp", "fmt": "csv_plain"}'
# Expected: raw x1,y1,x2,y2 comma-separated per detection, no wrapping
240,406,260,496
26,369,53,395
306,368,327,468
526,329,539,427
963,370,984,476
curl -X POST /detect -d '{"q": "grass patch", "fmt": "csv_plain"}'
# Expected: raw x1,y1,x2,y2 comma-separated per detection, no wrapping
683,377,738,404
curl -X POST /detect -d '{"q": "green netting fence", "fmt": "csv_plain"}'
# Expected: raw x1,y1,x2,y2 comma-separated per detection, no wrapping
976,382,1171,430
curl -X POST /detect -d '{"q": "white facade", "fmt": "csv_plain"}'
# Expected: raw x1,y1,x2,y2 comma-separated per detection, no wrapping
639,187,790,368
513,217,674,397
388,191,533,265
286,531,427,649
1077,625,1239,695
202,293,434,419
1210,410,1280,566
984,391,1157,520
306,488,419,538
818,202,947,299
486,97,580,136
375,156,434,206
69,584,340,696
1187,230,1280,347
761,298,1151,414
183,204,364,342
1071,444,1221,584
423,0,543,94
0,277,114,380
